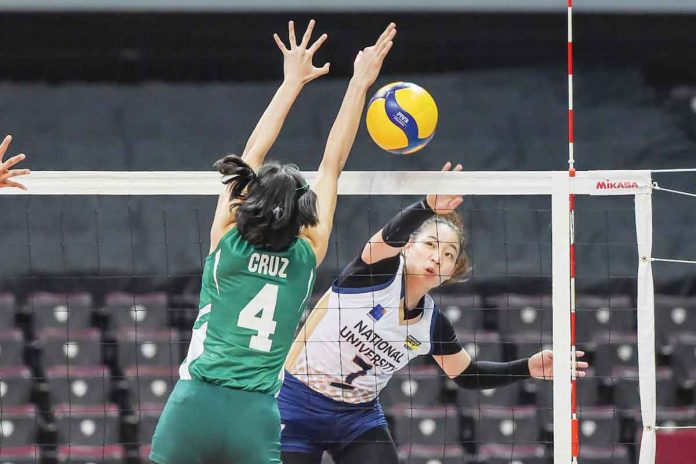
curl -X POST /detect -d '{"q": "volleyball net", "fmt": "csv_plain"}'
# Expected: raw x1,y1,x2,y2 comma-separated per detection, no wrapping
0,169,688,464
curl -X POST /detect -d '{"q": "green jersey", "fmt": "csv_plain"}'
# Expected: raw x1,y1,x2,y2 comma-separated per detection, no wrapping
179,227,316,396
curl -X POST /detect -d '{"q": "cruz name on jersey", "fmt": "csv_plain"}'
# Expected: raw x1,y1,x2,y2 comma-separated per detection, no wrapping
248,252,290,278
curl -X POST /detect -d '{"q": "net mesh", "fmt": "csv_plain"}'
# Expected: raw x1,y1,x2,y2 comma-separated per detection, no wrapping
0,171,657,464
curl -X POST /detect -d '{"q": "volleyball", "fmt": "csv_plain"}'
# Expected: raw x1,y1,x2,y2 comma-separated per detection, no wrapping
366,82,438,155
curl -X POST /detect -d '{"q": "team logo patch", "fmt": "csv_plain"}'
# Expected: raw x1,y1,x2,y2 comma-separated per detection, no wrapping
368,304,386,321
404,335,422,351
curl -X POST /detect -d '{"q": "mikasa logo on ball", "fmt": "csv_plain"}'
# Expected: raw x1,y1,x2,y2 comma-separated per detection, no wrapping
393,111,410,127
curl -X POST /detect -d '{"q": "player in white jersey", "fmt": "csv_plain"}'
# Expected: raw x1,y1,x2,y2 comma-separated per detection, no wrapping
279,163,589,463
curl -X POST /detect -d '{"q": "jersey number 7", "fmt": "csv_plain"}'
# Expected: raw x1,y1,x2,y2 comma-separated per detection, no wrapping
331,355,373,390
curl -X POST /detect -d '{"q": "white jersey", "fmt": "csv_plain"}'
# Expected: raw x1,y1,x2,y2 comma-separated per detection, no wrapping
285,256,437,404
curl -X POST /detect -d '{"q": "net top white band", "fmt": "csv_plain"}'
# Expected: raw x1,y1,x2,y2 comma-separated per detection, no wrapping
0,170,652,196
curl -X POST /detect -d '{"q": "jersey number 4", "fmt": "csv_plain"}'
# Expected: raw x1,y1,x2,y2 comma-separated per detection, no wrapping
238,284,278,352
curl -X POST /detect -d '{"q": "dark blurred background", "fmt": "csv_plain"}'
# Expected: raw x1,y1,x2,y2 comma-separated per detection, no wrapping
1,5,696,293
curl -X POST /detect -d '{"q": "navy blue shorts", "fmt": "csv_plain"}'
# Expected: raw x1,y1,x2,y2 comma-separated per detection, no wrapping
278,372,388,456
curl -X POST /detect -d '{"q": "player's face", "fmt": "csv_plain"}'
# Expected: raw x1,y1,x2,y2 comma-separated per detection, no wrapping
404,223,461,288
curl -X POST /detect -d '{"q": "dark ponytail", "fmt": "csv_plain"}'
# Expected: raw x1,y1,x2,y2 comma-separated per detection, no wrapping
214,154,259,204
214,155,319,251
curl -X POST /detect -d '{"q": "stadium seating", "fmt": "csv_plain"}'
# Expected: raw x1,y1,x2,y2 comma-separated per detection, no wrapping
575,295,636,346
476,444,548,464
125,365,177,414
41,328,103,369
654,295,696,342
431,293,484,336
528,377,553,410
57,445,123,463
136,403,165,449
0,405,38,448
470,406,539,445
656,407,696,428
458,382,521,408
0,293,17,329
577,407,622,447
577,445,631,464
0,330,25,368
380,366,443,407
592,335,638,378
672,333,696,382
577,371,602,407
47,365,111,407
105,292,169,332
390,405,461,447
458,333,503,363
509,335,553,360
0,367,34,407
54,404,120,447
167,294,200,331
613,367,677,410
1,288,692,463
29,292,93,332
117,329,181,370
485,294,553,339
0,445,40,464
397,444,472,464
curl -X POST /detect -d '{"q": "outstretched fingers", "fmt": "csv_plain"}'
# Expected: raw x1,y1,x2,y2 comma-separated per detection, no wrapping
300,19,315,48
288,20,297,48
0,135,12,160
441,162,463,172
315,62,330,77
273,33,289,54
2,168,30,178
375,22,396,47
1,153,26,171
378,39,394,60
0,179,27,190
307,33,328,55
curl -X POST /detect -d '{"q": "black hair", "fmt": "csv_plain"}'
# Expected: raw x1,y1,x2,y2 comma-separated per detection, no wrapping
214,154,319,251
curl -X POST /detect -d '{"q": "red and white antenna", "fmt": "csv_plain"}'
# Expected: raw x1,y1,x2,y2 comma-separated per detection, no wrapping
568,0,580,462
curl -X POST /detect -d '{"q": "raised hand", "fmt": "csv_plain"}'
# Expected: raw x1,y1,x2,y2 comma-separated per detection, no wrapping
0,135,30,190
529,350,589,380
426,162,464,214
352,22,397,88
274,19,330,86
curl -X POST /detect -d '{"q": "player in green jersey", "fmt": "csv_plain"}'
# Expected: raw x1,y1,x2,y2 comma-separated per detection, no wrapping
150,20,397,464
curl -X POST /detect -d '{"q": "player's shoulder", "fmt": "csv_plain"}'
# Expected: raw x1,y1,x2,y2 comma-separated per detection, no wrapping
427,298,455,327
294,235,318,267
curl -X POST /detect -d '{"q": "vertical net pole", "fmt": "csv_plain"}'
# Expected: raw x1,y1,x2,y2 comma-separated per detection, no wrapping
636,192,657,464
553,172,573,463
567,2,580,462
